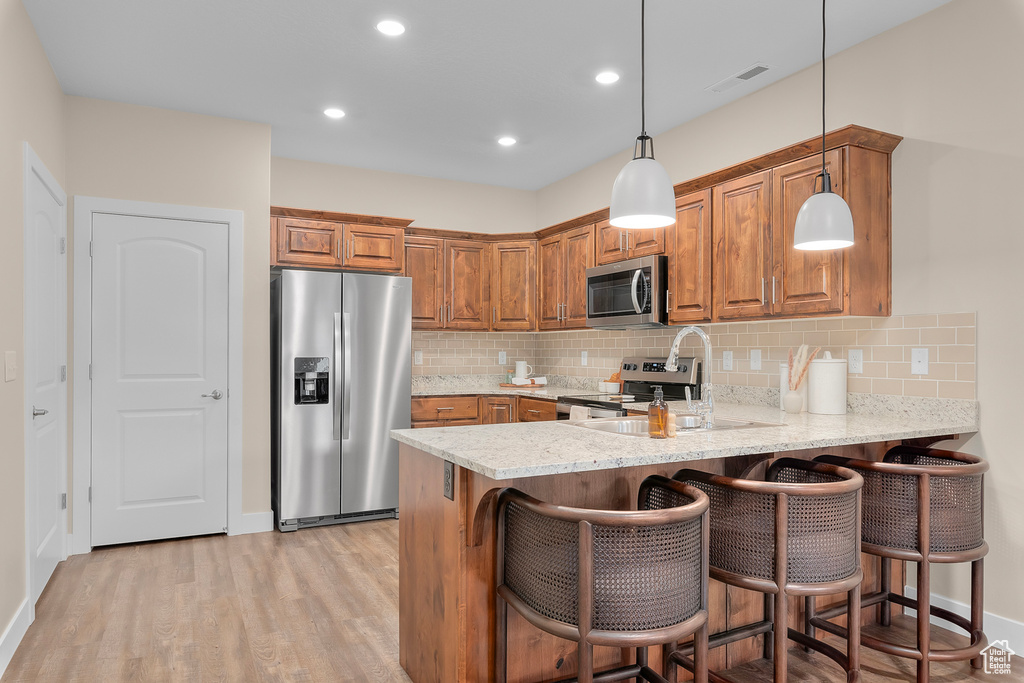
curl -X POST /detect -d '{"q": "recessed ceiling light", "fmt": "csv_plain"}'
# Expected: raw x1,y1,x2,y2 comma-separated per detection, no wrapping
376,20,405,36
596,71,620,84
323,108,345,119
497,137,517,147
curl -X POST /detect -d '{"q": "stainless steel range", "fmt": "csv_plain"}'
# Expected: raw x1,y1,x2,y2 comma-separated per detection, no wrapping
556,356,702,418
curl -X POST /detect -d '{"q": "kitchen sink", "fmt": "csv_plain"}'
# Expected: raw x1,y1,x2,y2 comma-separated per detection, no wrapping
570,415,783,437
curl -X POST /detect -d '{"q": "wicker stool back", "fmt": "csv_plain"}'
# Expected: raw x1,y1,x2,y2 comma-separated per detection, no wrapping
495,475,710,683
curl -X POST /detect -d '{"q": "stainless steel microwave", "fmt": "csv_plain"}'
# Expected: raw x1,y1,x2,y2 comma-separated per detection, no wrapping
585,255,667,329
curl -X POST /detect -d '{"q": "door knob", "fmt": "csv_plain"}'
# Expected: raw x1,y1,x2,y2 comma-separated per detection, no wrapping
32,406,48,418
201,390,223,400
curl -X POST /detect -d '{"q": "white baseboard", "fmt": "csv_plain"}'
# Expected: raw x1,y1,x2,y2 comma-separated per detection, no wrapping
230,511,274,536
904,586,1024,647
0,598,31,678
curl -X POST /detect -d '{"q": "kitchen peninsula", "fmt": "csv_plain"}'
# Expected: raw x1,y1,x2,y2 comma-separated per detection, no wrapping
391,400,978,683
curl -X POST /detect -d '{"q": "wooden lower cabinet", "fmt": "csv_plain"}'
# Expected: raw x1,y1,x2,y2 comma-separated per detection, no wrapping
517,396,556,422
411,396,480,427
480,396,516,424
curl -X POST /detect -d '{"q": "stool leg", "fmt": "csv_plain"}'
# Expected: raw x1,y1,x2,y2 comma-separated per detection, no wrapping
694,620,709,683
774,589,788,683
804,596,816,653
847,582,861,683
495,595,507,683
970,558,984,669
879,557,892,627
663,640,678,683
763,593,774,660
578,640,594,683
916,560,931,683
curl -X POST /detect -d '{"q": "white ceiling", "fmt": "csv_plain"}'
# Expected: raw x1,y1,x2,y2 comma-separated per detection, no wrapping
23,0,950,190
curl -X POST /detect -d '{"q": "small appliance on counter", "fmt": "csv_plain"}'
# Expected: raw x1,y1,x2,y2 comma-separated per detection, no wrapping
585,255,667,329
556,356,701,419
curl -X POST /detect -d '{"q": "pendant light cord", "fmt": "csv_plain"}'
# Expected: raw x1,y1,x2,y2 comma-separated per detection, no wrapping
641,0,647,137
821,0,826,174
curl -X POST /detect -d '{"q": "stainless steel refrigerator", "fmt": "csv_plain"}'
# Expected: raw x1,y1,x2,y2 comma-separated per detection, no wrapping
271,269,411,531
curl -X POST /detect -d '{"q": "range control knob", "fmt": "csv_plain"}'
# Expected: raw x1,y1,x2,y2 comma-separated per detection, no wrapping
678,364,688,373
630,363,638,370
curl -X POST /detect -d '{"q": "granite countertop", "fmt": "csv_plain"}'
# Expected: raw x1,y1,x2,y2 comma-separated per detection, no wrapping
390,401,979,480
411,384,596,400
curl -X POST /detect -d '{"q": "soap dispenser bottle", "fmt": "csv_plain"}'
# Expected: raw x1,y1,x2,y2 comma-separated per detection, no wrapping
648,385,669,439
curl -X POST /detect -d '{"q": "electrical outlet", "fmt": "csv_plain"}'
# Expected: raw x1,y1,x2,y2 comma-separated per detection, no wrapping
498,351,507,365
413,350,423,365
911,348,929,375
722,350,733,371
443,461,455,501
4,351,15,382
848,349,864,374
581,351,588,366
749,349,762,371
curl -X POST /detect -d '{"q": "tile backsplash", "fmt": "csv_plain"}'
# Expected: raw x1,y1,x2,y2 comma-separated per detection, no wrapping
412,312,976,400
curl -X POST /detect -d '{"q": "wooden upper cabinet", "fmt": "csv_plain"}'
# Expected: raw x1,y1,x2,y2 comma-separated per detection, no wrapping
537,234,565,331
667,189,712,324
491,241,536,330
562,225,595,328
713,171,772,321
445,240,490,330
595,220,665,265
405,237,445,329
771,150,845,317
275,217,342,267
342,224,404,272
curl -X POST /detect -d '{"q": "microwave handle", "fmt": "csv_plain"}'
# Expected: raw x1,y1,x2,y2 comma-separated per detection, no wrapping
630,269,643,314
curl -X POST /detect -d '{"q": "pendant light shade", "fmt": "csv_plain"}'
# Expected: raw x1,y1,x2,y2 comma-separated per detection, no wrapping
793,0,854,251
609,0,675,230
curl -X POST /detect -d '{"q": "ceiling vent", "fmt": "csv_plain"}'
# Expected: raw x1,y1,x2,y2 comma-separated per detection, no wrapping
706,63,771,93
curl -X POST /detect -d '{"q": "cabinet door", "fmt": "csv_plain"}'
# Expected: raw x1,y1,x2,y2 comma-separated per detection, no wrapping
481,396,516,424
713,171,772,320
491,241,536,330
405,237,445,329
275,217,342,267
628,227,667,258
563,225,596,329
445,240,490,330
342,224,404,272
771,150,845,316
595,220,629,265
537,234,564,331
667,189,712,323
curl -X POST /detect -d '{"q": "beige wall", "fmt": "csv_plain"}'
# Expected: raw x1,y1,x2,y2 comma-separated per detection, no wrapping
65,97,273,515
539,0,1024,619
271,156,536,234
0,0,66,644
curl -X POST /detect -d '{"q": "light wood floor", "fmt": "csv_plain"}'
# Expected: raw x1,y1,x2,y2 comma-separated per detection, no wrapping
3,520,1018,682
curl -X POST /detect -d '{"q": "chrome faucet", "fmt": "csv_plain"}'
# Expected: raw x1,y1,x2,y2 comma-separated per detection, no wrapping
666,326,714,428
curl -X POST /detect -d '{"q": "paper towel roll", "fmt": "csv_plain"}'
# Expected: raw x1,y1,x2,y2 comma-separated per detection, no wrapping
807,352,847,415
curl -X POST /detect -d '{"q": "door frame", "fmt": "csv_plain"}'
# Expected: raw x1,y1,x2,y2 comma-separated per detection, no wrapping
22,143,68,617
71,197,244,554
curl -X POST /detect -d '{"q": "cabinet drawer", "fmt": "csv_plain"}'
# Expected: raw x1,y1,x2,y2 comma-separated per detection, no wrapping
411,396,480,422
517,397,556,422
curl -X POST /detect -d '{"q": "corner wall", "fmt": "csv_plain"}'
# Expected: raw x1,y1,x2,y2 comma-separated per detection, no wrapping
0,0,66,659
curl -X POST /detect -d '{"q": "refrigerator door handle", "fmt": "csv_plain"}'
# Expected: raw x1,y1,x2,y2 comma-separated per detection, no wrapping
342,311,352,440
334,312,342,441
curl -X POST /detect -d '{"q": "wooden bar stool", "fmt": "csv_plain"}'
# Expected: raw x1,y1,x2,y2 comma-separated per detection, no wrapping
495,475,710,683
668,458,863,683
813,446,989,682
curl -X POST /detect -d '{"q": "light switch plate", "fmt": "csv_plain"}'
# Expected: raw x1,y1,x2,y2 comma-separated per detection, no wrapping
413,350,423,365
911,348,929,375
498,351,506,365
4,351,15,382
581,351,588,366
722,350,733,371
848,349,864,374
749,349,761,371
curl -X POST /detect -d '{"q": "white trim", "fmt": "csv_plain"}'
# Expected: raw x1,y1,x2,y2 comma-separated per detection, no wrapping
23,143,68,612
231,511,274,536
0,598,31,678
72,196,245,554
904,586,1024,648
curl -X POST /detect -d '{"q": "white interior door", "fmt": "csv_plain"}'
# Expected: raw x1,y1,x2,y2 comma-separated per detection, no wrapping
24,147,67,603
91,213,229,546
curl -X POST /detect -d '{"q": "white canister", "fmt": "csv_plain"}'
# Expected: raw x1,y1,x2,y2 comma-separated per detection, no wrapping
807,352,848,415
779,362,808,412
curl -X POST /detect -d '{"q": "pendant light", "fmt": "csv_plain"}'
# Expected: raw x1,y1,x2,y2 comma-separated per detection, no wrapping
793,0,854,250
609,0,676,230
